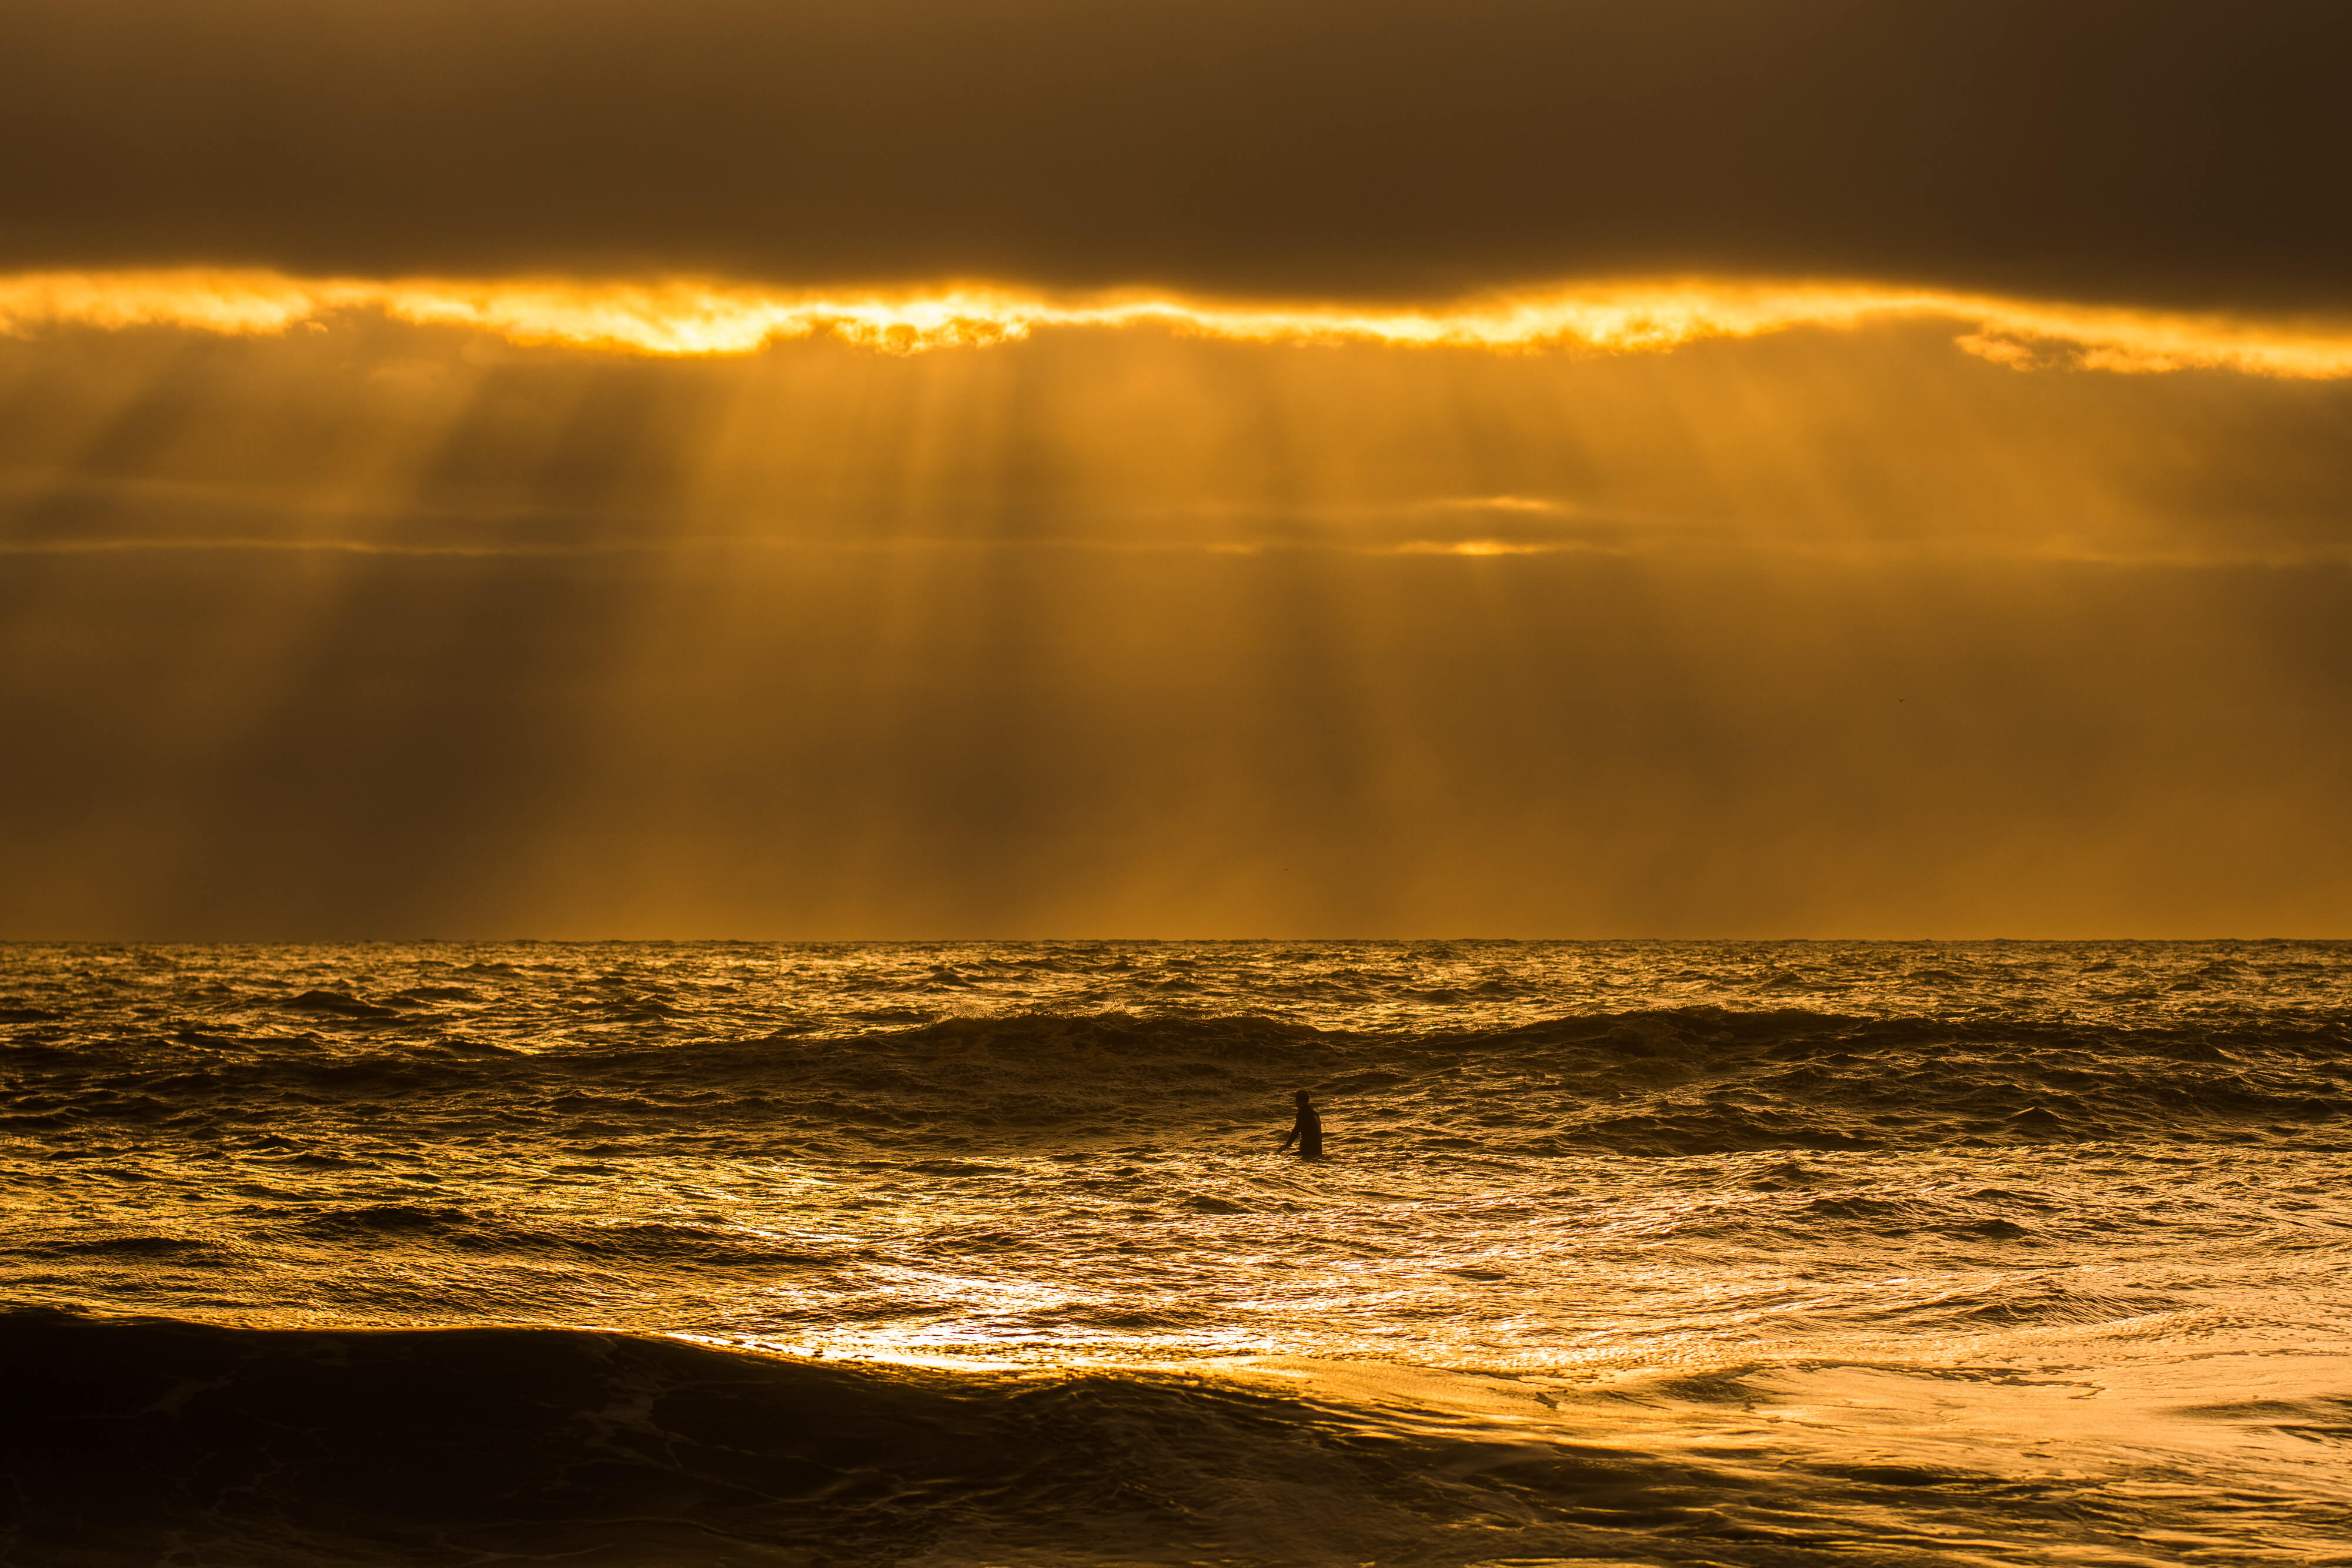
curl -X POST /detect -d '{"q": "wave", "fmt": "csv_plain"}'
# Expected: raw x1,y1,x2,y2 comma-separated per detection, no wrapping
5,1004,2350,1155
13,1305,2346,1568
0,1306,1766,1568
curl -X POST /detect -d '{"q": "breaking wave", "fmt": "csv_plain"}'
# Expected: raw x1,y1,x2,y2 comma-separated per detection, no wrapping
14,1306,2346,1568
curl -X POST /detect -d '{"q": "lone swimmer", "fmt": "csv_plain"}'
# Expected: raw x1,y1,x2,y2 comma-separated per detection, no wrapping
1277,1089,1323,1159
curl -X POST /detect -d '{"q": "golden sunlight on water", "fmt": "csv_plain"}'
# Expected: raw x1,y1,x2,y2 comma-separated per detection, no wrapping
7,268,2352,375
5,941,2351,1563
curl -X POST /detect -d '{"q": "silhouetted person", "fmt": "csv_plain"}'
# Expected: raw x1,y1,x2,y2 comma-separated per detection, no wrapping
1277,1089,1323,1159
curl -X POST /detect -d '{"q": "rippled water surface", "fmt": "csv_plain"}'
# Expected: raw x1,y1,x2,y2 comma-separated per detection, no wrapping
5,940,2350,1566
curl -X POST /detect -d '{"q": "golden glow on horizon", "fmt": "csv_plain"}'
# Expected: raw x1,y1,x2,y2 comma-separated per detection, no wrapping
2,269,2351,376
1393,539,1562,556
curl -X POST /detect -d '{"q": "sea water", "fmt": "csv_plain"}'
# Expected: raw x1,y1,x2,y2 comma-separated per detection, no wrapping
4,940,2349,1565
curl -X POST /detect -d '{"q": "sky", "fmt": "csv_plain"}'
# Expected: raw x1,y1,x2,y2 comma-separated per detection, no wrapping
3,0,2349,938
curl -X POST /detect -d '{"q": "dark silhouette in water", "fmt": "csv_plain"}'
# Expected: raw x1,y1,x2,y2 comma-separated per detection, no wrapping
1277,1090,1323,1158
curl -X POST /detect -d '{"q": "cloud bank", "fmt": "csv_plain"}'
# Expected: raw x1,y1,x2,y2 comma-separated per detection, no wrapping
4,1,2347,308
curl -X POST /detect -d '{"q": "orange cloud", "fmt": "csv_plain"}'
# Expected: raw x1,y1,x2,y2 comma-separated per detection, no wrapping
3,269,2350,376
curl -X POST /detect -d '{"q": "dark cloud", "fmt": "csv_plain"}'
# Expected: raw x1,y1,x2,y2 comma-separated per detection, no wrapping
3,0,2347,306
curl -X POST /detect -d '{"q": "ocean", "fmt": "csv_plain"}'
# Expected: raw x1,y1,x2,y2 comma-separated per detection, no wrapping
4,940,2349,1566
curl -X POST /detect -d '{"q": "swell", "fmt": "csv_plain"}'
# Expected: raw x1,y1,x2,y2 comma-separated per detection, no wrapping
0,1306,1762,1568
6,1004,2347,1155
11,1306,2340,1568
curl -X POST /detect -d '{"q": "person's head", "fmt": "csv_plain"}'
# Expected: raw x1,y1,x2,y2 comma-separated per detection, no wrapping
1294,1089,1312,1106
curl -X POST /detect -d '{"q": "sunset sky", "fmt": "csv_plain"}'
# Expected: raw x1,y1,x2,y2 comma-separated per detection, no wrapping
5,0,2349,938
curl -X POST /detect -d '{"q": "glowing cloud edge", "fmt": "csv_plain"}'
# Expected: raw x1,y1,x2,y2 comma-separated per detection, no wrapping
2,269,2350,377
